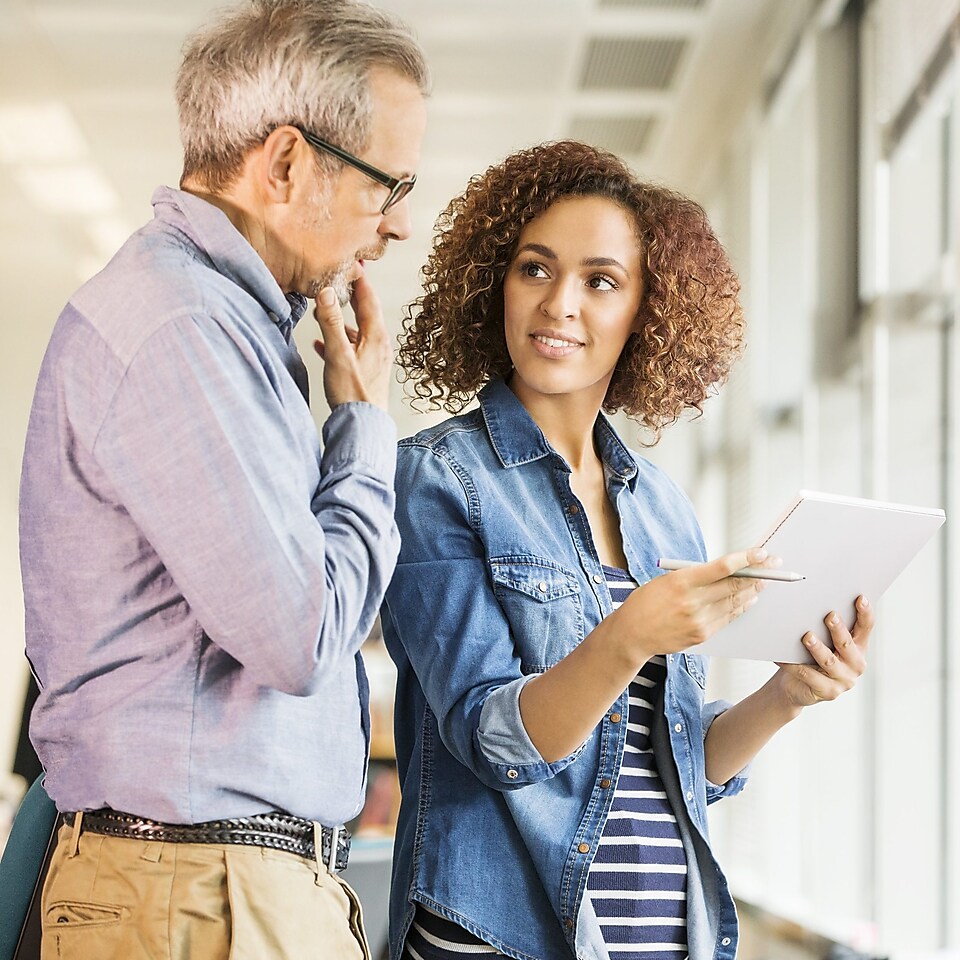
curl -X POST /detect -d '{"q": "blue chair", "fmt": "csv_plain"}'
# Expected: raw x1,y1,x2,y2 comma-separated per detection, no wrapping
0,775,60,960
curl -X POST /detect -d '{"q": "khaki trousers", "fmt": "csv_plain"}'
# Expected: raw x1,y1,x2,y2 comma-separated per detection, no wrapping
40,818,369,960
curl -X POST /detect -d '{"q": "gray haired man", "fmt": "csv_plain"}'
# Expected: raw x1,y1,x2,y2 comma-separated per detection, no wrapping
19,1,428,956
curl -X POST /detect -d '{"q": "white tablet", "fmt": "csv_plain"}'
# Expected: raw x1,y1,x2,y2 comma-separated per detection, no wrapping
694,490,946,662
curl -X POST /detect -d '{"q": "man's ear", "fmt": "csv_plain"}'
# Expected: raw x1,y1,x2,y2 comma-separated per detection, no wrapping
258,126,306,203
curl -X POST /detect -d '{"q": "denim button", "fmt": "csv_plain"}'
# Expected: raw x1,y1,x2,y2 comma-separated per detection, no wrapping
674,723,683,732
564,918,574,930
537,581,547,593
506,769,519,780
686,790,694,801
568,504,579,515
577,842,590,854
600,778,612,788
610,713,621,723
721,937,732,946
592,574,602,584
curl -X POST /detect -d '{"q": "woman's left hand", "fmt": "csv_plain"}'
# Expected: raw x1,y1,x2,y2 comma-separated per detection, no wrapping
775,596,874,708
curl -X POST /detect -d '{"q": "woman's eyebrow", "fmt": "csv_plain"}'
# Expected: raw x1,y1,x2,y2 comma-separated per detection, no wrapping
582,256,629,274
515,242,557,259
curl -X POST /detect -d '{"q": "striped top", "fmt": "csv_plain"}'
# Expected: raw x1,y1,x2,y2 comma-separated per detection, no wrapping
403,567,688,960
586,566,688,959
404,908,503,959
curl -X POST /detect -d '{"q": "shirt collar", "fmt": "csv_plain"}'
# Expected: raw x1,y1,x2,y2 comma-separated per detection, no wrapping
150,186,308,335
479,379,640,488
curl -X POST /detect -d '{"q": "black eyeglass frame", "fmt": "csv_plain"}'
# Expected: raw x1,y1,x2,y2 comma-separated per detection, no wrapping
296,126,416,215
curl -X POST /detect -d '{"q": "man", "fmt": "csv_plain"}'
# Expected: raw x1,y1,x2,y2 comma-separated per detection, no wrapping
18,1,428,956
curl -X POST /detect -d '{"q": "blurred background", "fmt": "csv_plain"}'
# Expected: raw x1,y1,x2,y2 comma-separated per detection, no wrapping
1,0,957,957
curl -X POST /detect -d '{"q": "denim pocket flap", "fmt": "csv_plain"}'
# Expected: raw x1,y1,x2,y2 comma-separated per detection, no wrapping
489,557,580,602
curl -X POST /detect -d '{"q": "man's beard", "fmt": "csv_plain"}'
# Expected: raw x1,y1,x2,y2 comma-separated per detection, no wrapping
308,238,389,305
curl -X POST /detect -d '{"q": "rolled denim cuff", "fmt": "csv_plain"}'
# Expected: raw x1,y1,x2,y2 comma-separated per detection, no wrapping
703,699,750,801
477,675,584,786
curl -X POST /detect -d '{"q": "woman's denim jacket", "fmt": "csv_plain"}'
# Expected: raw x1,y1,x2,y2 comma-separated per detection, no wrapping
381,380,747,960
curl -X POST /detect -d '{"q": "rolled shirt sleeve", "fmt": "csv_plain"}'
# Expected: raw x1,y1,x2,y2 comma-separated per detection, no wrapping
702,698,750,802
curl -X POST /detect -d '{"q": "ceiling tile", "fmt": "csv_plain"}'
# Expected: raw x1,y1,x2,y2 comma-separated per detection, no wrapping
580,36,688,90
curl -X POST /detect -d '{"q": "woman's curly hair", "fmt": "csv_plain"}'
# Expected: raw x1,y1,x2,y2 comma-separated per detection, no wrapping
397,140,744,439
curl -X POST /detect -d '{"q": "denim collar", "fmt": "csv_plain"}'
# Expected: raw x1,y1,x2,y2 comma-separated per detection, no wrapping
478,378,640,490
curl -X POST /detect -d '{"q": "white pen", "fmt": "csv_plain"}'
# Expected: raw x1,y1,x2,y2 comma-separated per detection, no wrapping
656,558,805,582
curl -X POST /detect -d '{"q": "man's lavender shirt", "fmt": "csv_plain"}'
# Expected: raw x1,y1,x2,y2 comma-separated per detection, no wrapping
19,186,400,825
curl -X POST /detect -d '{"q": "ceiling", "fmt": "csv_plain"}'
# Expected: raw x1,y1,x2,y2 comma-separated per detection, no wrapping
0,0,790,451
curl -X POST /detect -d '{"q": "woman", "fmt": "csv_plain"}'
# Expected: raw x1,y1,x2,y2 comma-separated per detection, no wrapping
380,141,871,960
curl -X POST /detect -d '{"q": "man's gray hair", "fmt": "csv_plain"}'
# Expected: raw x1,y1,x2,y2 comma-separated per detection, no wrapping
176,0,429,191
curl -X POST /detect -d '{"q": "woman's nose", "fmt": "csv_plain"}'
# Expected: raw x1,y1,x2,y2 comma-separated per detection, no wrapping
540,279,579,320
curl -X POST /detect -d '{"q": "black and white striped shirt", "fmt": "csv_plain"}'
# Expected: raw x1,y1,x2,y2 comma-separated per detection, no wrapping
586,566,688,959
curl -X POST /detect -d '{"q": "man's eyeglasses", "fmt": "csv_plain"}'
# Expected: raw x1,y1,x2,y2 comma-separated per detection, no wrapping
297,127,416,215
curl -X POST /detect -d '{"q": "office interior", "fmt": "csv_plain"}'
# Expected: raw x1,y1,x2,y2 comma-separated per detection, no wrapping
1,0,958,957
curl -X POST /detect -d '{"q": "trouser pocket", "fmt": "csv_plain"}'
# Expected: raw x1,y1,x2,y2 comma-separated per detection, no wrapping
45,899,124,927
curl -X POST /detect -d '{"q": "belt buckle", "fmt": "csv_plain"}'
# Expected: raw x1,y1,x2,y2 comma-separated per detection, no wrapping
319,823,350,872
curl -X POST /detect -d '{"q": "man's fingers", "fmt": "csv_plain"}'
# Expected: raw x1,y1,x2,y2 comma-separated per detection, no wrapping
349,272,386,338
313,287,350,346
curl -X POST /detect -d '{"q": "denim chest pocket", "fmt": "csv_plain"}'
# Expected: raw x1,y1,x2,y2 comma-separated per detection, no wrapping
489,557,584,673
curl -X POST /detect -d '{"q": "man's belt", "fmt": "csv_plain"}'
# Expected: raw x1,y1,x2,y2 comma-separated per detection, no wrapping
64,809,351,871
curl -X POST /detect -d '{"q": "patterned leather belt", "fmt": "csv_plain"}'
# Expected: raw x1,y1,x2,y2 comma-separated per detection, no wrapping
64,809,351,871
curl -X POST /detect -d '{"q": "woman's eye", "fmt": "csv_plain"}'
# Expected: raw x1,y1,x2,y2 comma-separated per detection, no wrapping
587,274,618,291
521,261,547,279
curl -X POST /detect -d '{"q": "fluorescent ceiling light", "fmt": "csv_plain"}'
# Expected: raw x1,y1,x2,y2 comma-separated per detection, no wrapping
0,102,89,164
14,164,120,216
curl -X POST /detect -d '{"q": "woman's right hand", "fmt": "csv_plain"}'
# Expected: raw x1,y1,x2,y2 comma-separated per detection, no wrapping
614,548,770,661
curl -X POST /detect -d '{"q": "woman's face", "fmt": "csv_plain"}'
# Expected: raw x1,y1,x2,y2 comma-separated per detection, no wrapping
503,194,644,411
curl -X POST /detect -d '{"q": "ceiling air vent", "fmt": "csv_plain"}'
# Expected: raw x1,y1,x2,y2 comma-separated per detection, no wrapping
598,0,706,7
580,37,687,90
569,116,657,155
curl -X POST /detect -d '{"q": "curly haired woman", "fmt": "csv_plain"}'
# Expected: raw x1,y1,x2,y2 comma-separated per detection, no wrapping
381,141,872,960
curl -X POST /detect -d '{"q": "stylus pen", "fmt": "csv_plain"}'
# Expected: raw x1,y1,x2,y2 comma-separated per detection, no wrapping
656,558,805,582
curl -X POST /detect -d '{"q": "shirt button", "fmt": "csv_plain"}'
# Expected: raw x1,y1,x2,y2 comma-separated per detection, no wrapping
564,918,574,930
686,790,694,801
537,581,548,593
577,842,590,854
610,713,621,723
675,723,683,733
592,574,603,584
506,769,519,780
721,937,732,946
600,778,612,788
568,504,579,515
